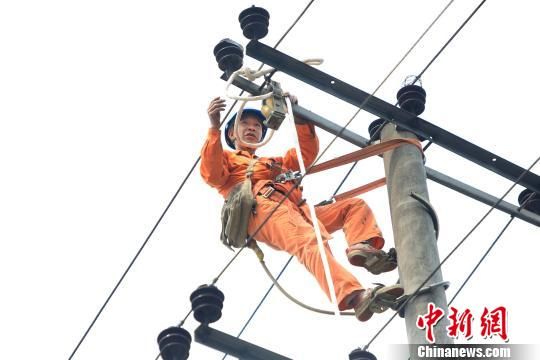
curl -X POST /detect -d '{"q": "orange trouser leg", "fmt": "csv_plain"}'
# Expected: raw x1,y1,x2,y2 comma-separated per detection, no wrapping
315,197,385,249
248,195,363,310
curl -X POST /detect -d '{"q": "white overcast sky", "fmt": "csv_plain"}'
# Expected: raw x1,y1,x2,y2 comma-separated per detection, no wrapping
1,1,540,359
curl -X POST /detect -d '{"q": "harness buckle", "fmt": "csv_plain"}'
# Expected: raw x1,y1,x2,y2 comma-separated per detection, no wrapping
260,186,275,199
274,170,301,183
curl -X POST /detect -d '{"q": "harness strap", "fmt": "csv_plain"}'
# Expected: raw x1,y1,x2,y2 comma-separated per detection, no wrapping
245,158,257,178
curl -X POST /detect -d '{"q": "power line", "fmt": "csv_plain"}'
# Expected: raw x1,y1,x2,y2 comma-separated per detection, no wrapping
402,187,536,360
221,256,294,360
405,0,488,151
333,0,487,195
67,100,239,360
417,0,488,81
150,2,319,359
448,190,536,305
448,217,514,306
274,0,315,49
362,153,540,351
309,0,455,168
69,0,318,355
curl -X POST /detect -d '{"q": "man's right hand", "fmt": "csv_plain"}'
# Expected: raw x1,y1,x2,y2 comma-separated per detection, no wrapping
207,96,226,129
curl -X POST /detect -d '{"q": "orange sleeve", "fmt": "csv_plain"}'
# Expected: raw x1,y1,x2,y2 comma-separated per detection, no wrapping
200,128,230,188
282,123,319,170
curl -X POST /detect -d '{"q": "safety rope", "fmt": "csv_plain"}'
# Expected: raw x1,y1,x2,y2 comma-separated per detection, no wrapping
249,241,355,316
285,95,341,315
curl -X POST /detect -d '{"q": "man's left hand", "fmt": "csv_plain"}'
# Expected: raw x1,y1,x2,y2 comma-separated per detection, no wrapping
286,93,307,124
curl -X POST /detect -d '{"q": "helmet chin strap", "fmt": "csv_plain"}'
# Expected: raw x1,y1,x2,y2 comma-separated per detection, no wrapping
233,136,259,150
233,100,274,149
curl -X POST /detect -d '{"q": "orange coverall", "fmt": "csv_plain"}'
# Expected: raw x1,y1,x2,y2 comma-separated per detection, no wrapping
200,124,384,310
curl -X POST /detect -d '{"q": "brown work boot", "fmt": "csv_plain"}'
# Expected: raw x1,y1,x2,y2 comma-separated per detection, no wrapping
353,284,404,322
346,242,397,275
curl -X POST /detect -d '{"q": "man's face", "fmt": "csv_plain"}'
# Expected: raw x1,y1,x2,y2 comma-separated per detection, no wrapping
229,115,264,146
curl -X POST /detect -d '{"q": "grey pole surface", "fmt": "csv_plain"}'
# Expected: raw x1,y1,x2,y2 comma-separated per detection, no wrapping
381,123,453,356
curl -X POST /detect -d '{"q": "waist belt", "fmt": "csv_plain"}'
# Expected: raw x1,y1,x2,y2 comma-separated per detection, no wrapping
258,185,306,207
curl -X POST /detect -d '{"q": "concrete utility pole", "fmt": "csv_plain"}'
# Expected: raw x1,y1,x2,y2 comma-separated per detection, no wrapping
381,123,453,358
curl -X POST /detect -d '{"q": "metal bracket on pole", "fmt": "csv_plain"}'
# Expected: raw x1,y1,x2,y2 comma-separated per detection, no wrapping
391,281,451,318
410,192,440,240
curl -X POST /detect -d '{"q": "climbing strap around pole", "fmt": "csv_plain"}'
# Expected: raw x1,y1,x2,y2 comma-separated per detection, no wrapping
310,138,423,203
333,177,387,202
309,138,423,175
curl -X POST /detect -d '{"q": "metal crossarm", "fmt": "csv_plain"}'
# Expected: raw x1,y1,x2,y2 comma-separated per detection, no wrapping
245,40,540,194
195,325,293,360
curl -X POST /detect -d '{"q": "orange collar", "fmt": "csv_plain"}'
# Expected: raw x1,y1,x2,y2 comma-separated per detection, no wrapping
234,149,258,158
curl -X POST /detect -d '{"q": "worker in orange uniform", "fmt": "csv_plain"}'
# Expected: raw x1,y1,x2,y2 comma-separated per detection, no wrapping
200,96,403,321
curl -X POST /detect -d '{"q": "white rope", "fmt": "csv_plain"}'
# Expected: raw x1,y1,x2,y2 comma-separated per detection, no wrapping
224,66,274,149
225,59,322,101
285,95,341,316
225,67,274,101
301,58,324,66
224,59,324,150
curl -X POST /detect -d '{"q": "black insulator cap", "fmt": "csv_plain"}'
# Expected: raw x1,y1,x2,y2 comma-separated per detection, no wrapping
368,118,387,141
213,38,244,76
157,326,192,360
518,189,540,214
239,6,270,40
397,84,427,116
349,348,377,360
190,284,225,325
